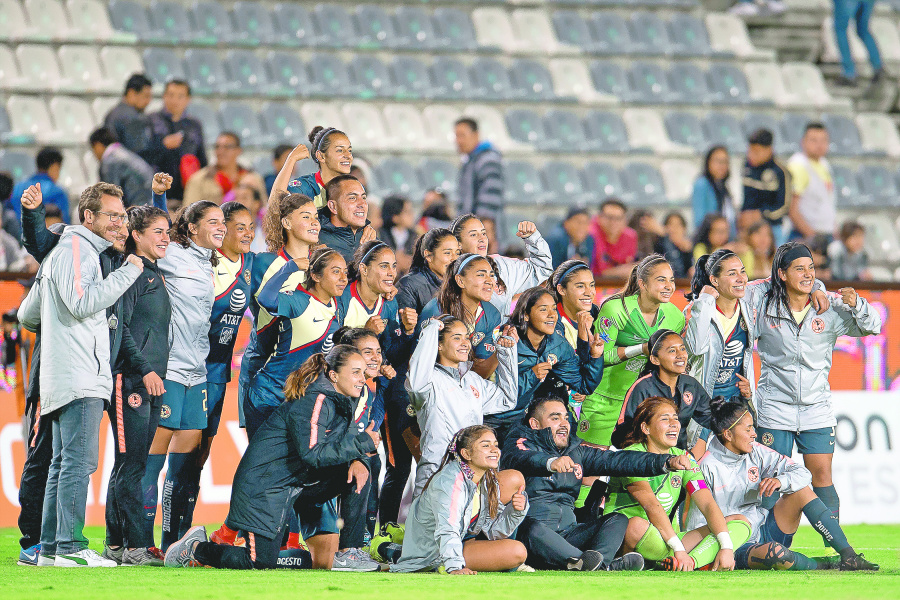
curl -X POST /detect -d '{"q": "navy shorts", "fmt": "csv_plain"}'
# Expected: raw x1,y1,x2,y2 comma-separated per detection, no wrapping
734,511,794,569
159,380,208,430
205,381,227,437
757,426,835,456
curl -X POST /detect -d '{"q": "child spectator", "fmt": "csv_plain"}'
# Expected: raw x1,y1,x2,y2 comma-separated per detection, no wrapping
828,221,870,280
655,212,694,278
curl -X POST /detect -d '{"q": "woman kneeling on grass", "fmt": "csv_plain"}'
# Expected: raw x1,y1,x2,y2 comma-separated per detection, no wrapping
390,425,529,574
685,398,878,571
164,346,380,570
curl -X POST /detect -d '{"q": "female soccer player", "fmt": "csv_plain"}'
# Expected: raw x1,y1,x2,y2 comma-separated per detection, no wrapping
418,254,503,379
280,126,352,208
745,242,881,542
485,287,604,441
391,425,529,574
142,200,224,551
408,316,518,494
164,346,381,570
579,254,684,447
451,214,553,318
550,260,598,351
609,397,749,571
612,329,714,457
395,228,459,314
104,206,171,566
246,247,347,438
685,398,878,571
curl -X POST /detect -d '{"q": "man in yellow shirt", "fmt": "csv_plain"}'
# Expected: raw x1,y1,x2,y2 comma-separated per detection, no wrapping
787,123,835,242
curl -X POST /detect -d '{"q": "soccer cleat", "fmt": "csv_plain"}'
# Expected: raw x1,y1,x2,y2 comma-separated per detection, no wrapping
515,563,536,572
381,522,405,545
165,525,207,568
102,544,124,565
367,534,392,562
331,548,381,572
840,553,879,571
37,554,56,567
122,547,165,566
18,544,40,566
607,552,645,572
210,524,238,546
813,555,841,570
55,548,118,567
567,550,604,572
661,555,695,572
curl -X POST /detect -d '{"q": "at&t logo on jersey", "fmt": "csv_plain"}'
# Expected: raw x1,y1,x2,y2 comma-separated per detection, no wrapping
322,333,335,353
229,289,247,313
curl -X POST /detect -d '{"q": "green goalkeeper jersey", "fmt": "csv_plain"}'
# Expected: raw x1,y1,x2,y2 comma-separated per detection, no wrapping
607,444,705,520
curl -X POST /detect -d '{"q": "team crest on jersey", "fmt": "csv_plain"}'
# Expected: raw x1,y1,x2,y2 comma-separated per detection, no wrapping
599,317,612,332
406,404,416,417
288,179,302,188
682,391,693,406
747,466,760,483
811,318,825,334
547,354,558,366
625,358,644,372
579,420,590,432
761,432,774,446
471,332,485,346
670,475,682,488
243,270,251,285
395,328,402,337
161,405,171,419
128,393,142,408
470,385,480,399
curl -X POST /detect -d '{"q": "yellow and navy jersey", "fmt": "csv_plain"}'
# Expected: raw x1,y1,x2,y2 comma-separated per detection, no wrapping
554,303,601,352
352,377,388,433
207,250,253,383
287,172,326,209
246,249,307,371
418,297,502,361
336,281,413,366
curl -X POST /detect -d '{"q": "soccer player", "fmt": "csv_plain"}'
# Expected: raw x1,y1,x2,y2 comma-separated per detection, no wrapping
608,397,749,571
283,126,352,208
686,398,878,571
395,229,459,314
391,425,529,574
164,346,381,570
578,254,684,447
407,316,518,494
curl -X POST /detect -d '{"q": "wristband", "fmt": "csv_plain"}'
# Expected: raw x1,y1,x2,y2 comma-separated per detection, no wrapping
716,532,733,550
666,536,685,553
623,344,644,359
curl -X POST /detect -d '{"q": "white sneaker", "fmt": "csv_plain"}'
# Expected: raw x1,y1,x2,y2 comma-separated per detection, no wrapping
55,548,118,567
729,3,762,16
37,554,56,567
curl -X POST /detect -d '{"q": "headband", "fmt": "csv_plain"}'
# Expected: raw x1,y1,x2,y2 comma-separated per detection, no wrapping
556,262,589,287
309,248,336,272
726,410,750,431
359,242,387,267
456,253,483,273
649,330,677,356
706,250,737,277
778,245,813,270
313,127,338,163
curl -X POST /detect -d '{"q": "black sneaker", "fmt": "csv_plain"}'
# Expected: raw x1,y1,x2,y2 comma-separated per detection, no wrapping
608,552,644,572
567,550,604,572
840,552,879,571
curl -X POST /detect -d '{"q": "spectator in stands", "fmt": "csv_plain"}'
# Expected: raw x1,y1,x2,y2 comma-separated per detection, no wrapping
832,0,884,86
692,145,736,235
455,117,503,222
265,144,294,195
0,208,27,271
183,132,266,207
654,212,693,279
693,213,731,261
741,129,789,246
828,221,871,280
546,207,594,269
418,188,453,232
233,184,266,254
103,73,153,156
44,205,64,228
378,195,417,275
788,122,836,242
89,128,156,209
740,220,776,280
589,198,637,278
144,80,207,202
730,0,786,17
10,147,69,222
0,172,21,243
629,210,664,261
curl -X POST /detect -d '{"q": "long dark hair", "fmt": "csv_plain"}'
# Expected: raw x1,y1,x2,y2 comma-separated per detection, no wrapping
221,200,251,224
349,239,392,282
169,200,220,266
702,145,731,211
710,396,751,444
437,253,492,325
309,125,347,165
333,326,378,348
306,247,342,294
549,259,592,304
381,195,408,229
764,241,813,318
601,254,670,308
623,396,679,448
693,213,727,250
506,286,554,342
283,345,362,400
685,248,740,301
420,425,500,519
410,228,454,273
450,213,506,293
264,191,315,254
124,205,169,257
637,328,682,378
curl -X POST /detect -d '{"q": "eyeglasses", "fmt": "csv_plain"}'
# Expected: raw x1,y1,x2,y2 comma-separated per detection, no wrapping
214,143,239,150
93,210,128,224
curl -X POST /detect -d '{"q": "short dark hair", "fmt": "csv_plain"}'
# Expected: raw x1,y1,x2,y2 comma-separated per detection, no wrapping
804,121,827,134
525,396,568,422
454,117,478,132
124,73,152,95
599,197,626,214
218,131,241,147
89,127,117,147
324,174,361,212
565,206,589,221
44,204,63,219
0,172,12,201
273,143,293,160
36,147,63,172
839,220,864,242
164,79,191,96
381,194,409,228
748,128,773,147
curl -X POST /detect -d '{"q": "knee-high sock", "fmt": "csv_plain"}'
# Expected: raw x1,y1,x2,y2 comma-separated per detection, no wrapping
178,452,203,538
802,497,852,557
141,453,166,547
633,523,670,562
813,485,840,547
688,520,752,568
161,452,192,551
785,549,819,571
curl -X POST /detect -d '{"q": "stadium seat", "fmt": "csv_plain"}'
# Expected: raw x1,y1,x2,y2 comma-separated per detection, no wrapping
354,5,399,50
394,6,442,50
856,164,898,208
91,96,119,124
780,62,852,111
542,161,591,205
348,55,395,99
470,58,518,101
820,16,874,74
551,10,601,53
544,109,593,153
667,63,717,105
623,108,692,156
0,149,32,180
621,161,668,207
418,158,457,194
272,3,319,47
629,12,674,56
589,12,643,55
68,0,135,43
148,1,207,45
24,0,88,42
430,56,477,100
432,8,479,52
341,102,394,151
465,104,528,152
589,61,638,102
0,0,42,42
184,49,237,96
704,13,776,60
58,148,89,191
548,59,617,105
743,62,796,107
857,213,900,265
505,108,548,148
232,1,283,46
706,64,756,106
583,161,626,200
307,53,359,97
471,7,516,52
184,99,221,144
505,160,552,205
421,104,458,149
628,62,676,104
7,96,61,144
703,112,746,154
15,44,66,92
390,56,433,100
779,113,812,151
510,59,561,102
664,112,708,152
376,157,423,198
383,104,430,151
260,102,305,144
667,13,715,57
312,4,358,49
742,112,793,156
660,158,699,205
142,48,187,89
109,0,167,43
511,9,570,55
99,46,143,90
58,45,118,94
821,113,866,157
0,45,28,92
219,101,268,148
265,51,309,96
868,17,900,64
831,164,864,208
855,112,900,158
300,102,345,135
583,111,631,154
193,1,253,46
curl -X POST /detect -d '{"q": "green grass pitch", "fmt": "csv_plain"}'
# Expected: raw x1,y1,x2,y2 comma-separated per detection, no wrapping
1,525,897,600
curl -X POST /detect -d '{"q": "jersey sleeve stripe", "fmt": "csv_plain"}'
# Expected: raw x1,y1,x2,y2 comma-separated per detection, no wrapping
309,394,325,449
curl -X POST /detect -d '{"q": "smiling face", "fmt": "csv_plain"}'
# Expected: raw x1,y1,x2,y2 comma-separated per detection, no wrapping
84,194,128,247
438,321,471,366
778,257,815,297
318,133,352,177
329,180,368,230
723,410,755,455
642,404,681,450
557,268,595,316
650,334,688,377
133,216,170,261
310,254,348,300
330,353,368,398
526,292,558,337
456,258,495,303
640,263,676,305
354,335,383,379
214,134,241,170
711,255,747,300
360,247,397,296
283,201,320,245
529,400,570,449
457,217,488,256
425,235,460,278
460,431,501,472
189,206,226,250
222,209,253,256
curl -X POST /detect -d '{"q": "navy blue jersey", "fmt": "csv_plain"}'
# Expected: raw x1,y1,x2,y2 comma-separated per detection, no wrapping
353,376,388,433
337,281,413,366
207,251,253,383
712,315,749,401
418,297,502,361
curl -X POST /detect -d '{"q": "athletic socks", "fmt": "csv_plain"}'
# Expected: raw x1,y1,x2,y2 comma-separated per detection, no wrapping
178,455,202,539
142,453,166,546
161,452,192,551
813,485,840,547
785,550,818,571
802,497,852,556
688,520,753,569
633,523,669,562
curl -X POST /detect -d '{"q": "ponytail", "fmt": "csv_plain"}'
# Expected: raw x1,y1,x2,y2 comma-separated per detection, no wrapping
169,200,220,267
411,228,454,273
602,254,669,308
420,425,500,518
124,205,169,257
685,248,738,301
283,345,362,400
263,192,315,254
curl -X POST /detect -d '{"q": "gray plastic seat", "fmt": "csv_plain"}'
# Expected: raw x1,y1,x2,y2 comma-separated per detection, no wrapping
395,6,442,49
589,61,637,102
191,1,248,45
743,112,792,155
583,111,631,153
308,53,358,97
831,164,865,208
822,114,865,157
376,157,423,197
0,149,32,180
109,0,164,42
544,110,591,153
470,58,518,101
510,59,558,102
664,112,708,152
219,101,268,148
629,12,673,56
542,161,591,205
390,56,432,99
354,5,399,49
312,4,356,49
261,102,305,144
703,112,746,154
628,62,675,104
667,13,714,57
432,8,478,51
233,1,285,46
505,108,548,148
583,162,626,199
142,47,186,85
667,63,717,105
184,100,220,143
707,64,756,106
272,3,319,47
184,49,235,95
505,160,551,205
430,57,476,100
418,158,457,194
589,12,643,54
349,55,395,98
225,50,274,96
266,51,310,95
621,162,668,206
779,113,811,150
149,1,208,44
856,165,897,207
552,10,600,53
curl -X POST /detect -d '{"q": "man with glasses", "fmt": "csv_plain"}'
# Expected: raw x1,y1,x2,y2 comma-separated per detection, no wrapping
18,182,143,567
182,132,265,206
590,198,638,278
